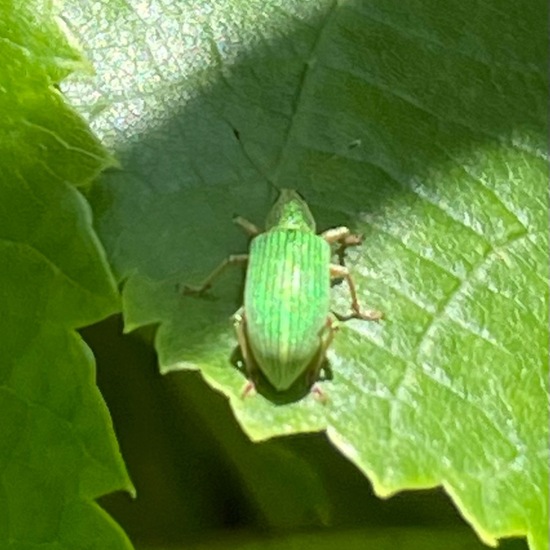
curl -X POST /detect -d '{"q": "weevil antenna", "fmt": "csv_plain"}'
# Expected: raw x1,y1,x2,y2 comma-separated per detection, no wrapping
230,125,280,202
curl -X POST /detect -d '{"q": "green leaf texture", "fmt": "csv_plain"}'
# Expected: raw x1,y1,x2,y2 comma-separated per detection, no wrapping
63,1,548,549
146,527,528,550
0,2,133,549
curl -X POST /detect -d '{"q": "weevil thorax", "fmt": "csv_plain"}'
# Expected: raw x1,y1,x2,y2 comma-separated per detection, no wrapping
265,189,316,233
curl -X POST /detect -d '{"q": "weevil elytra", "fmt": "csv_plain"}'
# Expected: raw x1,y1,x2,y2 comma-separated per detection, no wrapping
184,189,382,396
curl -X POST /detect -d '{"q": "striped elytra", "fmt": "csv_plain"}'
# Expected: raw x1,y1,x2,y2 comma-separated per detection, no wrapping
244,228,331,390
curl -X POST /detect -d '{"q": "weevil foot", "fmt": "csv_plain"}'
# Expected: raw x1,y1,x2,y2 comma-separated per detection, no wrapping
311,384,329,404
241,380,257,399
342,233,363,247
334,307,383,322
355,307,383,321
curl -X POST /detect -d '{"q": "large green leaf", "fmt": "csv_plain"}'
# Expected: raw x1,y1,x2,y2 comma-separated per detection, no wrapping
62,1,548,549
0,2,133,549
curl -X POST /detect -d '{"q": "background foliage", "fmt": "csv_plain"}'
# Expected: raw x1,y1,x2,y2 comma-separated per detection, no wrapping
0,2,133,549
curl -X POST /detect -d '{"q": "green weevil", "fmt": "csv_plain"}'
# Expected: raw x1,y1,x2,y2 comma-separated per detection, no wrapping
184,189,382,396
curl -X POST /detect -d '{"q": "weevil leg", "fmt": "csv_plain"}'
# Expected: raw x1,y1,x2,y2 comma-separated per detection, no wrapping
233,216,262,236
309,316,340,401
321,226,364,247
182,254,248,295
330,264,383,321
232,308,259,398
321,226,363,265
321,226,353,244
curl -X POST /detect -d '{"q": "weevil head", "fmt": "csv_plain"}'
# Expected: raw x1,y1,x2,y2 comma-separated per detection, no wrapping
265,189,316,232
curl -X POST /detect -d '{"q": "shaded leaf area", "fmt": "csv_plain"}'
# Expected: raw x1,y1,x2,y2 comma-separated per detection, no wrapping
87,318,528,550
145,527,528,550
64,0,548,549
0,2,132,549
